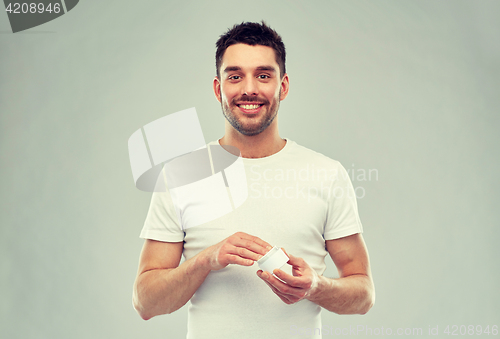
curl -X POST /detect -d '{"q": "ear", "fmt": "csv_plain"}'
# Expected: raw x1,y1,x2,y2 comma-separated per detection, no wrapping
213,76,222,103
279,74,290,101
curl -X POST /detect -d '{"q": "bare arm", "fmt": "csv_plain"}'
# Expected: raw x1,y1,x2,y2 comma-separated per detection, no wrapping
309,233,375,314
133,233,272,320
132,240,208,320
257,233,375,315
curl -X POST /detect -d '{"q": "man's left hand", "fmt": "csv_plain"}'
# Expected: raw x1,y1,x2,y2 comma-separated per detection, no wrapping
256,249,320,305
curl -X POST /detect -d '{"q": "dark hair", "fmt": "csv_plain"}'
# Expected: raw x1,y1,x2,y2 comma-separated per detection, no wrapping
215,21,286,79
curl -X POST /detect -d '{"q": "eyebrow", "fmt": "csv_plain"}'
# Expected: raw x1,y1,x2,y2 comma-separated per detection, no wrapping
223,65,277,73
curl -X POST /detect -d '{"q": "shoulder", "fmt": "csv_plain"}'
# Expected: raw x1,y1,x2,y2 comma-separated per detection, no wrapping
285,139,344,170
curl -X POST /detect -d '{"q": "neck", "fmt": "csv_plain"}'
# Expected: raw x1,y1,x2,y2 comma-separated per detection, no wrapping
219,121,286,158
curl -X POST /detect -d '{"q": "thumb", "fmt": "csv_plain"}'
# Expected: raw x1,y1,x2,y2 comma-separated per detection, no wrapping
281,248,300,265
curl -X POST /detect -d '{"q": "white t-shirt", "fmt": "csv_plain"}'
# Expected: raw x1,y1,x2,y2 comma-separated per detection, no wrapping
140,139,363,339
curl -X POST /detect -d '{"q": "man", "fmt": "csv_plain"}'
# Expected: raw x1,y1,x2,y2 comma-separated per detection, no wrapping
133,22,374,338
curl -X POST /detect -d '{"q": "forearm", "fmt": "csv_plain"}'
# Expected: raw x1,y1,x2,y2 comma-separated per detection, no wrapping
307,274,375,314
133,253,210,320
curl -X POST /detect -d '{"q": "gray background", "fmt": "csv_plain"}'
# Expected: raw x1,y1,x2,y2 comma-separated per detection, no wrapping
1,0,499,338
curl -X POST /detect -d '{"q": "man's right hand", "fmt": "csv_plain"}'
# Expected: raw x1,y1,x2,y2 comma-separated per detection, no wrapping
201,232,273,271
133,232,272,319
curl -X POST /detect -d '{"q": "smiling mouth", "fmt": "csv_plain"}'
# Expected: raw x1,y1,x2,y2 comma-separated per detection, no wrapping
237,104,264,110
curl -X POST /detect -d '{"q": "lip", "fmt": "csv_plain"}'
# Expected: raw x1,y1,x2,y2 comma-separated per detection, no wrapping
237,103,264,115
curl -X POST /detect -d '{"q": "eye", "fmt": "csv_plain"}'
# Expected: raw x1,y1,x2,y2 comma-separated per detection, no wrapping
258,74,270,79
228,75,241,80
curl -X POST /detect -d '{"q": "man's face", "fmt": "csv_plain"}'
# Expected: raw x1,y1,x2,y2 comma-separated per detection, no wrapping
213,43,289,136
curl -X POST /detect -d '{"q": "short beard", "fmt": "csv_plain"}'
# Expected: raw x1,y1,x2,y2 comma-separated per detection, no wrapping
221,90,281,136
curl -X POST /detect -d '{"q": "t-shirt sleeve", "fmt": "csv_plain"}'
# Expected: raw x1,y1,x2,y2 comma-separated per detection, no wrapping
139,176,184,242
323,161,363,240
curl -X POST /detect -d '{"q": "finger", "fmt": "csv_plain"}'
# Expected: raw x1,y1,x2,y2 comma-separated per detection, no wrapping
231,236,272,256
263,278,303,304
259,270,303,297
272,269,310,288
257,271,294,304
234,232,272,247
226,245,263,262
225,254,255,267
271,287,295,304
265,282,293,304
282,250,303,266
257,271,306,304
238,233,273,250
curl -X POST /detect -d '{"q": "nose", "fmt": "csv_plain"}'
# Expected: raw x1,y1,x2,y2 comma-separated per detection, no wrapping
242,77,258,96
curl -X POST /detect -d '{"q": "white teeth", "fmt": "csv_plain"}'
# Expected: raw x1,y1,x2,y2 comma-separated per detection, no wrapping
240,104,260,109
